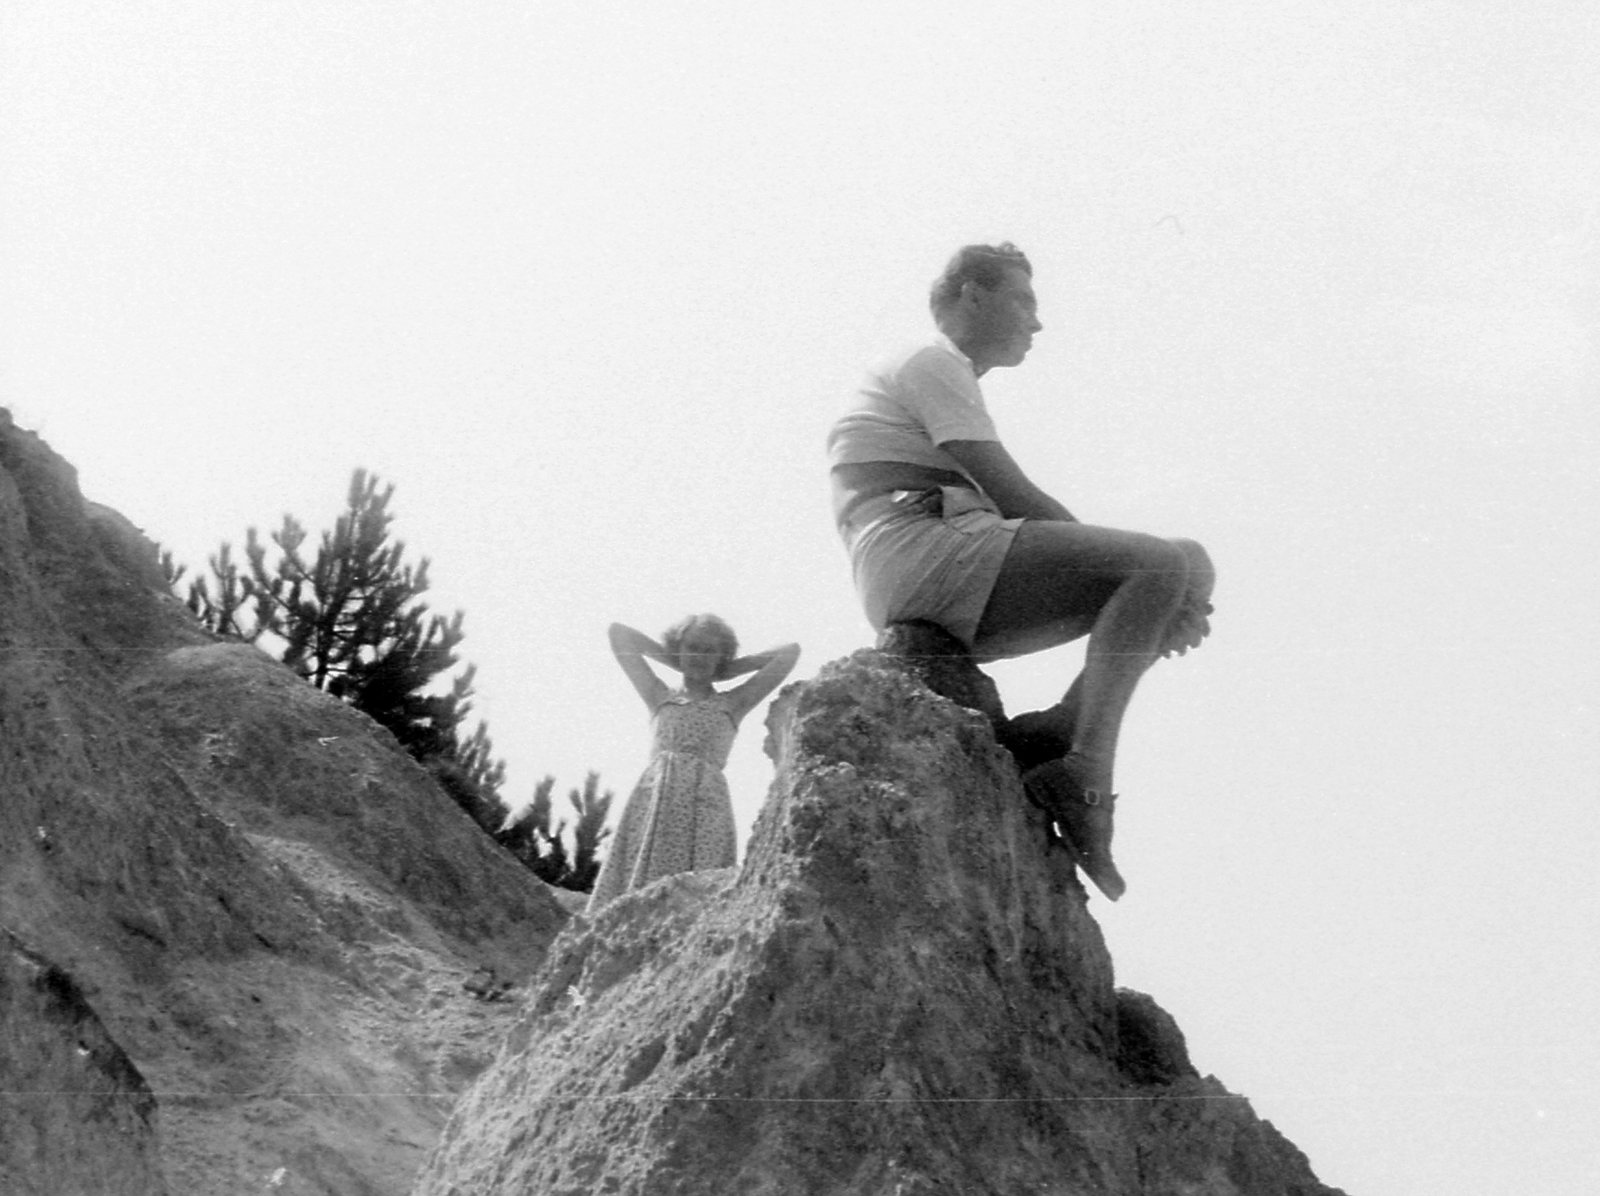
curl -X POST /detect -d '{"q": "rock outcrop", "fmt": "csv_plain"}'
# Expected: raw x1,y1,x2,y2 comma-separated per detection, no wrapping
413,653,1345,1195
0,410,571,1195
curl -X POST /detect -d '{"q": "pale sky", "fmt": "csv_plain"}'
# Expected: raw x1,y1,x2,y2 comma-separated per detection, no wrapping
3,2,1596,1193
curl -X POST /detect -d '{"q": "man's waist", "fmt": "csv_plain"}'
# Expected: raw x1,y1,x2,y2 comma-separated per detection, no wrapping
832,462,977,529
835,479,1000,539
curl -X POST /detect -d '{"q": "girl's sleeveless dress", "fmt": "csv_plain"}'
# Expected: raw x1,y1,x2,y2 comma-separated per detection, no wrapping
586,692,740,910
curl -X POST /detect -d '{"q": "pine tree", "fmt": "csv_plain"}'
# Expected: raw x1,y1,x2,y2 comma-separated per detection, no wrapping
565,771,613,892
427,756,504,838
497,777,568,885
175,469,493,786
170,468,611,891
244,471,461,746
183,542,258,640
496,772,614,892
452,718,508,805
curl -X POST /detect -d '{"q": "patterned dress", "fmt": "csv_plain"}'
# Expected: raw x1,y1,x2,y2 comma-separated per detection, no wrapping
586,692,740,910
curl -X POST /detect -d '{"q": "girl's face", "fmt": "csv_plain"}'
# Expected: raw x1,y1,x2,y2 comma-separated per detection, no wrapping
678,626,728,683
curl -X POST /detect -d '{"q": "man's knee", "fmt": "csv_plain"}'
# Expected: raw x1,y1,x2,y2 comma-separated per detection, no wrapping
1168,537,1215,595
1133,535,1191,587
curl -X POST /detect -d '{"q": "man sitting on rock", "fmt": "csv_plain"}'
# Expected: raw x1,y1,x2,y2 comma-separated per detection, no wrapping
827,242,1214,900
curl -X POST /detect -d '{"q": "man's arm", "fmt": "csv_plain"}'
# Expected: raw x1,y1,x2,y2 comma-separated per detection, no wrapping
942,440,1077,522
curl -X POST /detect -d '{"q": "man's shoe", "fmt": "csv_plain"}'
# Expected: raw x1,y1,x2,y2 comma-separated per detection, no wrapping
1022,756,1127,901
997,706,1073,772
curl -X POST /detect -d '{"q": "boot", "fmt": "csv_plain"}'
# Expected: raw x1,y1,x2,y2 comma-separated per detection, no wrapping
997,676,1082,772
996,706,1073,772
1022,755,1127,901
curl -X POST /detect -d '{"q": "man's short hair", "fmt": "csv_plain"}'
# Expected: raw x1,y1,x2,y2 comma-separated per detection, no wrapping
929,242,1032,315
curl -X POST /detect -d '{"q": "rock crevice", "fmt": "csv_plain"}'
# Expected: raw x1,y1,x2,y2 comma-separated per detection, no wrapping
0,928,168,1196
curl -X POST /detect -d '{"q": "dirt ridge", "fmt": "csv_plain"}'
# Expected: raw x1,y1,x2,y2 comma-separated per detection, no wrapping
0,409,568,1196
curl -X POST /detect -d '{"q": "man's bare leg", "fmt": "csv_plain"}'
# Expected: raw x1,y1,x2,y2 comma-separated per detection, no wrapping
975,522,1210,899
975,521,1193,783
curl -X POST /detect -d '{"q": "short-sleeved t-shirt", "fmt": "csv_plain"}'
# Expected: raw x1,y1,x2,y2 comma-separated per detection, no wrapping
826,336,999,476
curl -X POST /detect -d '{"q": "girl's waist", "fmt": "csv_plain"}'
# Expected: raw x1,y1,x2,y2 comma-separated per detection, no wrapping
650,747,728,767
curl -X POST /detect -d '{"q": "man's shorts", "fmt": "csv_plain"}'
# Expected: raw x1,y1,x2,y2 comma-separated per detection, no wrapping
842,486,1022,649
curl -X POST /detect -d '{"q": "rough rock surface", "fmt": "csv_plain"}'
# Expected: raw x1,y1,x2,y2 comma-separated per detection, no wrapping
1,928,168,1196
0,409,570,1195
413,652,1346,1196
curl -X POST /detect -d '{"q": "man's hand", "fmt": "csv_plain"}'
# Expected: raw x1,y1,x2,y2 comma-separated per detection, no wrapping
1159,599,1213,658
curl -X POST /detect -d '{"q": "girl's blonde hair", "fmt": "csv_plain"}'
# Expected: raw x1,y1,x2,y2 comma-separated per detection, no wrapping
661,613,738,668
